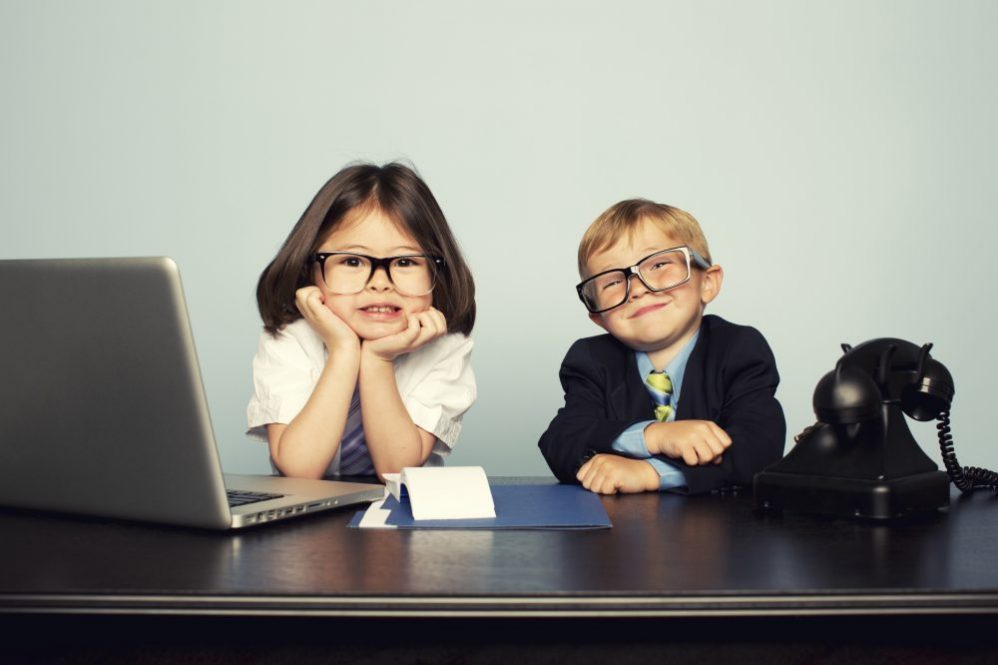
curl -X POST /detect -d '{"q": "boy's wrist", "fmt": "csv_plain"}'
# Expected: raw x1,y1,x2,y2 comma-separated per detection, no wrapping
640,460,662,491
643,421,668,456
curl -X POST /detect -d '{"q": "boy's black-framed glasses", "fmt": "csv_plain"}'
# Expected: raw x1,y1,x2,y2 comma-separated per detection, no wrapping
576,245,712,314
312,252,444,297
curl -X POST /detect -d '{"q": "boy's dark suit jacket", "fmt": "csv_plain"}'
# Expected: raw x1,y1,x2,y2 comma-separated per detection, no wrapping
538,314,786,494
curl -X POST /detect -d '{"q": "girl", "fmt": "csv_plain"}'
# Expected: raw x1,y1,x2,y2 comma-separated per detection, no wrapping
247,162,476,480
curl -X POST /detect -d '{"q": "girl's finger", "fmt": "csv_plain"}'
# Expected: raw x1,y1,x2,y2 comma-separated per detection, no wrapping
410,312,442,347
427,308,447,333
394,314,421,344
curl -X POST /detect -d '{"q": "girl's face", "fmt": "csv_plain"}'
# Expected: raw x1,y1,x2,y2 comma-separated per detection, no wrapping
314,206,434,340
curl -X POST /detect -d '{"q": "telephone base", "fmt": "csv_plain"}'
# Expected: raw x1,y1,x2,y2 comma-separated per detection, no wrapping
753,470,950,520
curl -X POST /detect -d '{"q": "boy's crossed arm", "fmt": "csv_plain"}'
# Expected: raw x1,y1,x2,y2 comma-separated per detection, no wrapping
577,455,659,494
577,420,732,495
540,327,785,495
645,419,731,466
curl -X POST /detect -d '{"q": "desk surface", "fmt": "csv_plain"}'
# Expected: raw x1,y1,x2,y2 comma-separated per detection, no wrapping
2,481,997,618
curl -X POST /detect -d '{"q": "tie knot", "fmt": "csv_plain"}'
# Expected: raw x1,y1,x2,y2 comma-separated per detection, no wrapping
646,370,673,395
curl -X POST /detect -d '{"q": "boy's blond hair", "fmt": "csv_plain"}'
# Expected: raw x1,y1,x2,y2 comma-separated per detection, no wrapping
577,199,712,278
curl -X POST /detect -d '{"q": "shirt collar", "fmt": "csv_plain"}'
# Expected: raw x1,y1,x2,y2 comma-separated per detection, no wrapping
635,329,700,400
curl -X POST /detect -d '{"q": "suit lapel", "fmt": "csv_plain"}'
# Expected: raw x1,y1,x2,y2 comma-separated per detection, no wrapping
601,318,714,423
676,320,709,420
608,348,656,422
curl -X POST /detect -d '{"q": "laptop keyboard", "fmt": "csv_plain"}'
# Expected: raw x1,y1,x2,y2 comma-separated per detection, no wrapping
227,489,284,507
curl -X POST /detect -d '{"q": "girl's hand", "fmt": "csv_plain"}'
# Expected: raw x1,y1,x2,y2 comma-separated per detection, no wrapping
295,286,359,354
362,307,447,363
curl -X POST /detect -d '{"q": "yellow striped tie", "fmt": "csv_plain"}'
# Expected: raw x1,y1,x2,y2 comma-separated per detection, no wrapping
646,370,674,422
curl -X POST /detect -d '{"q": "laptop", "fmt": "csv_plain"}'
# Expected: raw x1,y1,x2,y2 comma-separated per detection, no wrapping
0,257,384,529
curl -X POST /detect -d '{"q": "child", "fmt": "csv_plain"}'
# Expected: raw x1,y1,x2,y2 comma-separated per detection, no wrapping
538,199,785,495
247,162,476,480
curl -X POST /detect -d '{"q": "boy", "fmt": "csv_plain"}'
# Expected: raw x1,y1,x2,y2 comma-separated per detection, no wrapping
538,199,785,495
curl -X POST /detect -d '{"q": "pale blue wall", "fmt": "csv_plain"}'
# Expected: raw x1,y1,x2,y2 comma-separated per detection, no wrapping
3,0,996,476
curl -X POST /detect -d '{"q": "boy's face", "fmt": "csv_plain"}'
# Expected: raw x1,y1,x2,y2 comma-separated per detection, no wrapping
584,220,723,364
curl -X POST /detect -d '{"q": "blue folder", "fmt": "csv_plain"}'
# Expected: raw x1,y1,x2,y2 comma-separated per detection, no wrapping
348,483,611,530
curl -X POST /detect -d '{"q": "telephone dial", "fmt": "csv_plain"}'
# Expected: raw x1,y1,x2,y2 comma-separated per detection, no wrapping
754,338,998,519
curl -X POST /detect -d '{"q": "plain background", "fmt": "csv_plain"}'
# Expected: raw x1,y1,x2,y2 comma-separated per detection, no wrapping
3,0,996,478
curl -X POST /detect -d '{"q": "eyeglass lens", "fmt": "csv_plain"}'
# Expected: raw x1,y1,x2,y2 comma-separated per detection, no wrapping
322,255,435,296
581,248,690,312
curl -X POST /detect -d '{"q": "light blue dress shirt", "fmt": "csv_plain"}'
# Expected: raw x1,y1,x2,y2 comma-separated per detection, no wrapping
610,330,700,490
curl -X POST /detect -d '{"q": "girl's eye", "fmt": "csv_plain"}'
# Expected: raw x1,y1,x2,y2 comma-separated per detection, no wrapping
339,256,366,268
393,257,425,269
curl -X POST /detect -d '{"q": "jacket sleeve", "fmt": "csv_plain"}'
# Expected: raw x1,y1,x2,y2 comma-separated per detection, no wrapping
538,340,638,483
678,327,786,494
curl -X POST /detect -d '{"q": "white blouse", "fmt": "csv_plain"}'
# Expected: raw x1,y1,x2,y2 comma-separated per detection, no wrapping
246,318,476,474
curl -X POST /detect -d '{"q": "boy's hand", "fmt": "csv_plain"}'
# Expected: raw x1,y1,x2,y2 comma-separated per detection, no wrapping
644,420,731,466
295,286,359,354
576,454,660,495
362,307,447,363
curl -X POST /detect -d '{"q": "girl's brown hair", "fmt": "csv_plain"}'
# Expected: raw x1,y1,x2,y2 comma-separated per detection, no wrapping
256,162,476,336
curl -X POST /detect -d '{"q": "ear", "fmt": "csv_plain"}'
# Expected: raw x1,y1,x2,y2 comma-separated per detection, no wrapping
699,265,724,305
588,312,609,331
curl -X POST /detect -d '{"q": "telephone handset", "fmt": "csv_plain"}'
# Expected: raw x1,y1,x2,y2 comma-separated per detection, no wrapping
755,338,998,519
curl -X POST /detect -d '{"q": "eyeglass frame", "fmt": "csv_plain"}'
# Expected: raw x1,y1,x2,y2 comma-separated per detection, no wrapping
312,251,445,296
575,245,712,314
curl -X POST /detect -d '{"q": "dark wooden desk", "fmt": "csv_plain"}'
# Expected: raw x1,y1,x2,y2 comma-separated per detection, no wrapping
2,481,998,663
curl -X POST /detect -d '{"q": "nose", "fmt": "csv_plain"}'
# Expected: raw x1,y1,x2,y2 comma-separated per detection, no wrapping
366,265,394,292
627,272,650,300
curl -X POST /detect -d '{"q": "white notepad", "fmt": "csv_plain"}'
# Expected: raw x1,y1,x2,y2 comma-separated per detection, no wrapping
359,466,496,527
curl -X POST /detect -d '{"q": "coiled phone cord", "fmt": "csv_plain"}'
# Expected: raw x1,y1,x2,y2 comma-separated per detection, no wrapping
937,410,998,493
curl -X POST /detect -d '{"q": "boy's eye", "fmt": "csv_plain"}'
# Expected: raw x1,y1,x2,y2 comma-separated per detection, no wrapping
598,276,623,291
646,254,681,272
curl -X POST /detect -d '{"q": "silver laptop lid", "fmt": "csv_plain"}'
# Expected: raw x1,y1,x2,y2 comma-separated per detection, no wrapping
0,257,233,528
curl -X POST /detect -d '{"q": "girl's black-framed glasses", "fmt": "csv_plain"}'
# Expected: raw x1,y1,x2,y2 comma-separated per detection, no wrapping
312,252,444,297
576,245,711,314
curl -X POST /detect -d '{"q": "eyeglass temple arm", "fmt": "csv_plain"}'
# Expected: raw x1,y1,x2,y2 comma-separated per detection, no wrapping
690,248,712,269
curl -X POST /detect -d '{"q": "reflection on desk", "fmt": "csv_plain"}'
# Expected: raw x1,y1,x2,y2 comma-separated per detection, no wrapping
1,480,997,617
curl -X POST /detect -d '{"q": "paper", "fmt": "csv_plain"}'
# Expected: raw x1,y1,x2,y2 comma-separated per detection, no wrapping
355,494,393,528
383,466,495,521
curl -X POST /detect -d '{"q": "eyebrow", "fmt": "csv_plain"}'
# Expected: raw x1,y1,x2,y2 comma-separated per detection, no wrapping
324,244,423,254
592,245,672,274
591,261,620,274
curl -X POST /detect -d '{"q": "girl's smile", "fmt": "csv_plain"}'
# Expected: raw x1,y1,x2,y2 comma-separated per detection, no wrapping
316,206,433,340
358,302,404,320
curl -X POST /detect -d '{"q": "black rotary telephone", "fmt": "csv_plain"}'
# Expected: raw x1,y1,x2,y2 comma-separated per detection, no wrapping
754,338,998,519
